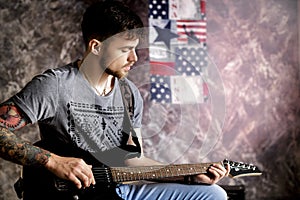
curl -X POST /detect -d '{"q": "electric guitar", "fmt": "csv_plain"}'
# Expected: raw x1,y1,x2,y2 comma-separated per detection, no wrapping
22,141,262,200
54,159,262,191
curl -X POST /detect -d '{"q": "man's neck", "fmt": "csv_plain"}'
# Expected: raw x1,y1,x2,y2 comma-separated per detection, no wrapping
78,58,115,96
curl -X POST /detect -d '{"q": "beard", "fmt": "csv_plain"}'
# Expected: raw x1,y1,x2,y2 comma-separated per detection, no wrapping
99,54,130,79
100,58,127,79
105,66,128,79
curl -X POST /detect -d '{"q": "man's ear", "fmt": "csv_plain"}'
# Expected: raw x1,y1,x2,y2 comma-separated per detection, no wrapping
88,39,101,55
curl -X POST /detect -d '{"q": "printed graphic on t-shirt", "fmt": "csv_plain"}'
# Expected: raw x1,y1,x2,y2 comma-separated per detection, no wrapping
67,101,124,152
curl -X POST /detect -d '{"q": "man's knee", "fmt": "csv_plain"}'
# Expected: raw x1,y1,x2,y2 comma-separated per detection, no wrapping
207,184,227,200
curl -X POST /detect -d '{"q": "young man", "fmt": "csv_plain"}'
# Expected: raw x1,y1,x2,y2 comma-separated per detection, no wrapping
0,1,229,199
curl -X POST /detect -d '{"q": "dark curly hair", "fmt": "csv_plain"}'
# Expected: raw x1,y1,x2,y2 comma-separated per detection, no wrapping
81,1,144,47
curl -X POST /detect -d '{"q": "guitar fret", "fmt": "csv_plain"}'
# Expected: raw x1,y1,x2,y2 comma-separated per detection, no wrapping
165,168,172,177
122,172,126,182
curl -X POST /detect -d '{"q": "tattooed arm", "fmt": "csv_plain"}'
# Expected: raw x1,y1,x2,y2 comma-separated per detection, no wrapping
0,101,50,166
0,100,95,188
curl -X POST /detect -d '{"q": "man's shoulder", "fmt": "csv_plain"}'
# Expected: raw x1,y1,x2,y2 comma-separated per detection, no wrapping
33,61,79,84
47,61,78,76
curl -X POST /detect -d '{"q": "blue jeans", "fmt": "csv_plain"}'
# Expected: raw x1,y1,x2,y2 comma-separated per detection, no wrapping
115,183,227,200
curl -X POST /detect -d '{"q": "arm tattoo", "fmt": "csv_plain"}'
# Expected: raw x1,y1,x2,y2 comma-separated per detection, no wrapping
0,101,27,131
0,101,50,166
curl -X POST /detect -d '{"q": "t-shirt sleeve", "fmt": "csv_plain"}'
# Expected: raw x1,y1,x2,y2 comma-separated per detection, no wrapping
10,69,58,124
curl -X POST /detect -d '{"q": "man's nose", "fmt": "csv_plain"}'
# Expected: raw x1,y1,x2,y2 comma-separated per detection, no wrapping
128,49,138,62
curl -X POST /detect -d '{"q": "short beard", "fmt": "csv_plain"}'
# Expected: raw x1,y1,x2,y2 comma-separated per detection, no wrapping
105,67,128,79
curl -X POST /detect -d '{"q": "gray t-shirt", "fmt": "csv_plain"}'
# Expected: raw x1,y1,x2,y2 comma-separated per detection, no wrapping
11,61,143,153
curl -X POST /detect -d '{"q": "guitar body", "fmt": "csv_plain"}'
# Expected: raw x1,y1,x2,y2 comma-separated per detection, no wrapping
23,170,118,200
22,140,134,200
23,166,77,200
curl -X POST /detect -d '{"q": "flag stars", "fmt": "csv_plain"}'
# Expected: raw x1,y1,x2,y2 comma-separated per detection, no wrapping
150,75,172,103
153,23,179,49
149,0,169,19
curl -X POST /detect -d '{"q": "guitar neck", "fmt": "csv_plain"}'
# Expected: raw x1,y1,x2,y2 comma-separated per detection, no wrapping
107,162,221,183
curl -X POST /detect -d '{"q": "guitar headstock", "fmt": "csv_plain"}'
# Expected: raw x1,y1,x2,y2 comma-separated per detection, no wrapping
223,159,262,178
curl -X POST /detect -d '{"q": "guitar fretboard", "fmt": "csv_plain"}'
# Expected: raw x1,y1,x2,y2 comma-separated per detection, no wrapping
108,162,221,182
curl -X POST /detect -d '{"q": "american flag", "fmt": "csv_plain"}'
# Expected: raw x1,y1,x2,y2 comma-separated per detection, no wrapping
150,75,204,104
175,46,207,76
149,0,169,19
150,60,176,76
176,20,207,45
149,0,208,104
150,75,172,103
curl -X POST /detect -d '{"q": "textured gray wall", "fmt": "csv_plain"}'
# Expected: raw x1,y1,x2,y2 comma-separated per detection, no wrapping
0,0,299,199
0,1,87,199
206,1,300,199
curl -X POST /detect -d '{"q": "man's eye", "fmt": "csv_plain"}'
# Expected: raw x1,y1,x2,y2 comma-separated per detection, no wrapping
121,49,129,53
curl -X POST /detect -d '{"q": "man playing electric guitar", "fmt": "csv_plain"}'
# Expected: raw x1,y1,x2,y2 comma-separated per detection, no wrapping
0,1,230,199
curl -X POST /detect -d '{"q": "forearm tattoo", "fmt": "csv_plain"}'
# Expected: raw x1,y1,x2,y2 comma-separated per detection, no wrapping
0,101,50,166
